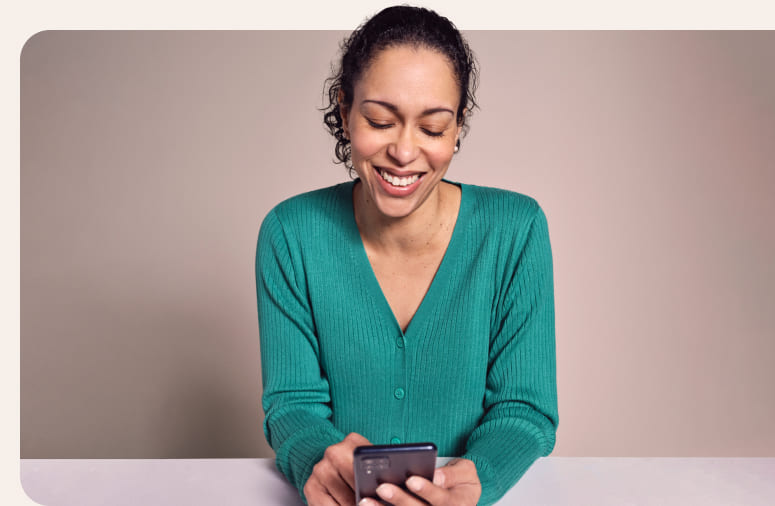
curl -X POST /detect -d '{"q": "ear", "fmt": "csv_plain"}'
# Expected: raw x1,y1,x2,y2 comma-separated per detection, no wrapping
338,89,350,137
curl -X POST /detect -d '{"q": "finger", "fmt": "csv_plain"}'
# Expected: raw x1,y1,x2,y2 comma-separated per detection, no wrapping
323,479,354,506
335,433,371,489
304,477,340,506
375,483,427,506
405,475,449,505
434,458,479,488
343,432,371,448
315,458,355,506
334,457,356,491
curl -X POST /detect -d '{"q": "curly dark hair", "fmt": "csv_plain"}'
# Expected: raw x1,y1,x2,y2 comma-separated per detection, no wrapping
322,5,479,175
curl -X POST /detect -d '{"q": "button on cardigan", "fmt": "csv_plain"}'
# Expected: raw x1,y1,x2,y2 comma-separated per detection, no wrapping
256,180,558,505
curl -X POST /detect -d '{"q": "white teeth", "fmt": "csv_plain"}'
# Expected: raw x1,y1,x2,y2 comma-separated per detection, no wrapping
379,169,420,187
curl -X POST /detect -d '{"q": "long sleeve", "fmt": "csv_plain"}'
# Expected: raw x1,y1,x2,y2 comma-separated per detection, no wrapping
256,209,346,499
256,183,558,505
461,206,559,505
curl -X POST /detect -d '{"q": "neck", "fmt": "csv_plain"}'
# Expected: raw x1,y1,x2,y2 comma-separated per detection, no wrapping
354,181,457,255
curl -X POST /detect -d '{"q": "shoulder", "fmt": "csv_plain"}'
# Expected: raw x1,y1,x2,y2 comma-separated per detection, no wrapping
270,182,351,223
461,182,545,232
260,182,352,236
458,184,553,289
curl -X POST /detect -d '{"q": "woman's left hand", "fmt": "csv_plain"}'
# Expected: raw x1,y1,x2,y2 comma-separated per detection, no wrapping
359,457,481,506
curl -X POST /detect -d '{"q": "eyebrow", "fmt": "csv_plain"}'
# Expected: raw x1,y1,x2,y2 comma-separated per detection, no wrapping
361,99,454,117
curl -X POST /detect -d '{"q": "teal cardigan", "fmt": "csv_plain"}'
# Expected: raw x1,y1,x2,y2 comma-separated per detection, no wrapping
256,180,558,505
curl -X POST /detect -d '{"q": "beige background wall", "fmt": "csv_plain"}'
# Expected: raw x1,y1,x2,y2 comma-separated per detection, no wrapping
21,31,775,458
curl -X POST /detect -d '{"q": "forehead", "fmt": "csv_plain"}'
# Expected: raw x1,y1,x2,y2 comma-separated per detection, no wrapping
355,45,459,108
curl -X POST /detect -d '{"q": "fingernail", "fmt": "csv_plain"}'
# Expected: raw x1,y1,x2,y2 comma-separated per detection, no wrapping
433,469,445,487
376,484,393,499
406,476,423,492
358,499,372,506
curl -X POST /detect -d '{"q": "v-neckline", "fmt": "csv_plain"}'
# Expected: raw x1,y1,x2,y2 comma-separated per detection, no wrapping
343,179,469,337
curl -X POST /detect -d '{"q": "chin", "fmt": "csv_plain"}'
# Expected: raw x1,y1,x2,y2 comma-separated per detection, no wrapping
372,194,421,219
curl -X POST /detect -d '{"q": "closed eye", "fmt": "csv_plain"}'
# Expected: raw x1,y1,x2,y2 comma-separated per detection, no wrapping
366,119,393,129
366,117,445,137
422,128,445,138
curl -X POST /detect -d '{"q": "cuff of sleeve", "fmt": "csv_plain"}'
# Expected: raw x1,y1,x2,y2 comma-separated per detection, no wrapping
462,426,544,505
269,411,347,501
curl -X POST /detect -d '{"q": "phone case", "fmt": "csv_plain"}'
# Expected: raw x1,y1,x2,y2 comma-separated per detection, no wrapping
353,442,437,504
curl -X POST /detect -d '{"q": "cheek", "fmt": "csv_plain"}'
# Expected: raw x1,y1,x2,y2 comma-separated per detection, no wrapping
349,131,383,162
426,145,455,170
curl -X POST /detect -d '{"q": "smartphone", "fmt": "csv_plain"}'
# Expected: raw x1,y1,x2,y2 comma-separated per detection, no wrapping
353,442,437,504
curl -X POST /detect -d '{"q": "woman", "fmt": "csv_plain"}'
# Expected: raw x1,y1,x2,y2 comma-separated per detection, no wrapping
256,6,558,505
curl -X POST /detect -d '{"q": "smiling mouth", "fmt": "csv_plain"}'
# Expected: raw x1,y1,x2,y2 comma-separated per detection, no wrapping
377,167,422,187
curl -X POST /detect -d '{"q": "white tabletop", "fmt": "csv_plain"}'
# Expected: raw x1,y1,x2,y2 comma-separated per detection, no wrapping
21,457,775,506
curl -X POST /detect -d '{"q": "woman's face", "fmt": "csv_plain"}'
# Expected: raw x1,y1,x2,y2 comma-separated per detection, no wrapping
342,44,462,220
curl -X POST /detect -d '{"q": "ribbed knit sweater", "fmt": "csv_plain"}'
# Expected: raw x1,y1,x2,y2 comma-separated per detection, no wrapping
256,180,558,505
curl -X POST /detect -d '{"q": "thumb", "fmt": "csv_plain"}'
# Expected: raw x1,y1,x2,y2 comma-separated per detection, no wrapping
432,467,447,488
434,458,475,488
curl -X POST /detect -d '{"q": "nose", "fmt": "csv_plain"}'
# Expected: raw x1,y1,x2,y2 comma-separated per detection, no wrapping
387,126,419,166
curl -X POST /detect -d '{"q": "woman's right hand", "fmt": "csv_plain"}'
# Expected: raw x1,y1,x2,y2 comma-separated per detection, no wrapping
304,432,371,506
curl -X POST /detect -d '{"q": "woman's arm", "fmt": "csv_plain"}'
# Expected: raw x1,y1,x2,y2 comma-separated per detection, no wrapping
256,209,347,497
461,205,559,505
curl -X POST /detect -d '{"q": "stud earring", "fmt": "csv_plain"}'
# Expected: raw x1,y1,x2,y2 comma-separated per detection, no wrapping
454,143,459,153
